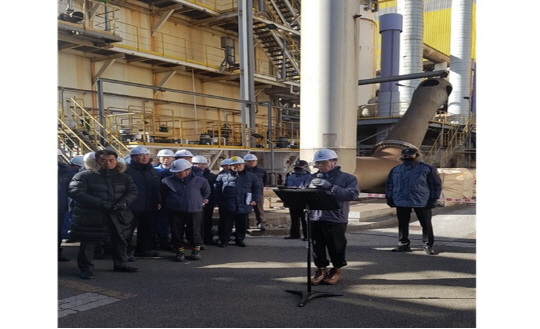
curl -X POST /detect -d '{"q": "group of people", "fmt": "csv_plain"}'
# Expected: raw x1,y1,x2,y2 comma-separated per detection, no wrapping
58,147,269,279
58,145,441,286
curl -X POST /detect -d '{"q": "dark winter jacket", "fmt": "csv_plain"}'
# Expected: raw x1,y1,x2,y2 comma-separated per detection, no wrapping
385,160,442,208
201,167,218,206
215,169,261,214
309,166,359,224
161,172,211,213
68,161,138,241
246,165,267,191
58,162,74,214
285,169,312,188
125,161,161,212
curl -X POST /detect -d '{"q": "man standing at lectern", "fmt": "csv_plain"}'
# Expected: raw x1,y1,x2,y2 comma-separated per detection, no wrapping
309,149,359,285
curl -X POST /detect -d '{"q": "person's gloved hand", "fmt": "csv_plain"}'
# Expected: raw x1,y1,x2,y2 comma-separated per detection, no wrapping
311,178,333,190
113,202,128,211
428,198,438,209
100,201,115,210
386,198,395,207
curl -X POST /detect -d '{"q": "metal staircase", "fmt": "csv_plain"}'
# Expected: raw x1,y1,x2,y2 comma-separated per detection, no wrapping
58,98,131,158
253,0,301,82
424,115,476,167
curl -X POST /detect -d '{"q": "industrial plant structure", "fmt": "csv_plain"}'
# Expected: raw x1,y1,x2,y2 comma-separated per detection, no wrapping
57,0,476,190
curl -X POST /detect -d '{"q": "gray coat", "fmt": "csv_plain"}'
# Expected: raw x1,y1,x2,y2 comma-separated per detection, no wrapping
161,172,211,213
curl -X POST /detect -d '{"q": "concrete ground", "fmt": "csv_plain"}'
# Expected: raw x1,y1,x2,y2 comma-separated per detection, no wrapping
56,201,476,328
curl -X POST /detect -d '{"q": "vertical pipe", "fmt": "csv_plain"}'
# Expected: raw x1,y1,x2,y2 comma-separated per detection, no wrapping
267,102,275,186
357,1,377,110
300,0,360,174
238,0,256,147
97,78,105,145
378,13,402,117
397,0,424,114
448,0,473,123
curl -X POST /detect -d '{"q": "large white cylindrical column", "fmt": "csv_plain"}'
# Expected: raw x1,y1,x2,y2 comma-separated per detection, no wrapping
357,1,378,109
397,0,424,114
300,0,360,173
448,0,473,123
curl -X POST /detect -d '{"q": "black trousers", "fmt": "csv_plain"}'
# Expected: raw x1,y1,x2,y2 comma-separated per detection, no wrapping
218,209,248,244
77,220,131,272
201,204,216,243
129,211,157,254
288,207,307,238
169,211,202,250
311,221,348,269
396,207,434,247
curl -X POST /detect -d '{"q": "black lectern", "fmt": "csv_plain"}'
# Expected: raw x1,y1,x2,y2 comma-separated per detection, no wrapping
273,188,343,307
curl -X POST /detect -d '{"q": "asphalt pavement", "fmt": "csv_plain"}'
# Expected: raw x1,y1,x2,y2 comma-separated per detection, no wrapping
57,204,476,328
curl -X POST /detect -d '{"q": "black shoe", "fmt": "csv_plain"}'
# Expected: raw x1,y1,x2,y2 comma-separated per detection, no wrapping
218,241,228,248
113,265,140,273
174,252,185,262
134,251,161,258
80,271,94,280
235,241,247,247
200,244,208,250
391,245,412,252
284,236,300,240
190,250,201,260
302,238,307,241
257,223,266,231
423,245,435,255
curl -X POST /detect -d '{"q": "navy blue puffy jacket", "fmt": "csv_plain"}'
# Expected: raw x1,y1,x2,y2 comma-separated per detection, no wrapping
215,169,261,214
125,161,161,212
385,160,442,208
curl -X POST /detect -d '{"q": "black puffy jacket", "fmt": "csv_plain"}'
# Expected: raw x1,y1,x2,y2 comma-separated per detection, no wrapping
125,161,161,212
68,161,138,241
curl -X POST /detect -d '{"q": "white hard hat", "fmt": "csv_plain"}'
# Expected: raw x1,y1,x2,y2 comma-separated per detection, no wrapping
313,149,338,162
57,149,63,156
229,156,245,165
157,149,175,157
192,155,208,164
130,146,151,155
221,158,232,166
124,155,131,164
170,159,193,173
174,149,194,158
83,152,95,162
243,154,258,161
70,155,84,167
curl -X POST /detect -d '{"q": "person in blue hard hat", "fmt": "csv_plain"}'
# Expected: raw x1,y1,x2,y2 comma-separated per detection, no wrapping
214,156,261,247
385,147,442,255
308,149,359,286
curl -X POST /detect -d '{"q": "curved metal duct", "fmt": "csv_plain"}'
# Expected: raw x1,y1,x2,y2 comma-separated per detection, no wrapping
353,78,452,192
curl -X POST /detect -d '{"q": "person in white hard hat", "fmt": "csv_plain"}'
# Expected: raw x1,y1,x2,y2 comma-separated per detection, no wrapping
243,153,268,230
160,159,210,261
153,149,175,172
214,156,261,247
192,155,218,246
308,149,359,286
125,146,162,258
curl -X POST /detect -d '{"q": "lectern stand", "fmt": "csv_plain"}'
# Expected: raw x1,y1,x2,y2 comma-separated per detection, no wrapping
273,188,343,307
